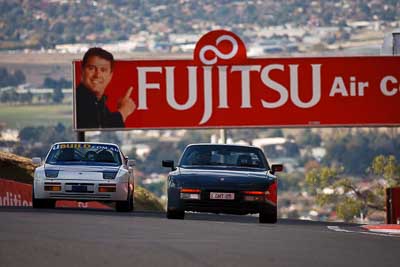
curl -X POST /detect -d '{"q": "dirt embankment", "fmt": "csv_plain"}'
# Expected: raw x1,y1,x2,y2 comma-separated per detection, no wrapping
0,151,35,184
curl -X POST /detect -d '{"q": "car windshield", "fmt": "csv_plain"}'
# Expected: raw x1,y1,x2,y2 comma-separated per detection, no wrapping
179,145,268,170
46,143,121,165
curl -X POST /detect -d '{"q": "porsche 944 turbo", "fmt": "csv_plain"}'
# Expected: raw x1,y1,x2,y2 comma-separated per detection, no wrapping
32,142,135,211
162,143,283,223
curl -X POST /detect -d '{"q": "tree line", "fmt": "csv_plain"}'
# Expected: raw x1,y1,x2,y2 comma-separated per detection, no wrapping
0,73,72,104
0,68,26,87
12,125,400,178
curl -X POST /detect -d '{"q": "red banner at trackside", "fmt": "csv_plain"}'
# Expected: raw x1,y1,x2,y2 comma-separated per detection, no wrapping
0,178,32,207
0,178,110,209
73,30,400,130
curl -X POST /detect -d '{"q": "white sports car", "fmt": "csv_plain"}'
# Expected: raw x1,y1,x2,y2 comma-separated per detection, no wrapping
32,142,135,211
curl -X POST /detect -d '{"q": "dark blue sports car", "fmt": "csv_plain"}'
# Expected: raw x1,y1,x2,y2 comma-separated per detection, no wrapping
162,143,283,223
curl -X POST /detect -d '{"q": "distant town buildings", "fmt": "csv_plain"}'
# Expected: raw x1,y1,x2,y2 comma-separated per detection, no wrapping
49,20,394,56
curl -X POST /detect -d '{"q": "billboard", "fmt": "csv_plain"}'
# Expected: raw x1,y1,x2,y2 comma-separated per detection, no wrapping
73,30,400,130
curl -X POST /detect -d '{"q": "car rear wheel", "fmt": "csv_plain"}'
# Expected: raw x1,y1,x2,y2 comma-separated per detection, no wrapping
115,190,134,212
167,209,185,219
259,207,277,224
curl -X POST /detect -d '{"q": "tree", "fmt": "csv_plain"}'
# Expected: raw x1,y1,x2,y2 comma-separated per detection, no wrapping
305,163,385,222
15,124,74,158
52,88,64,103
322,130,400,175
19,126,43,142
43,77,56,88
297,129,321,147
278,171,303,192
143,142,181,174
0,68,7,83
177,130,212,151
97,132,121,144
0,90,11,102
13,70,26,84
268,128,284,138
371,155,400,187
0,68,26,86
19,91,33,104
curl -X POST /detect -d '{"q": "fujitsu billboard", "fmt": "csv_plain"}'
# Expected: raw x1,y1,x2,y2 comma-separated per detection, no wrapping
73,30,400,130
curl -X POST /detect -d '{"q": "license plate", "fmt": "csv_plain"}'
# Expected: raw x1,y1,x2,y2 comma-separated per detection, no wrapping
210,192,235,200
71,185,87,192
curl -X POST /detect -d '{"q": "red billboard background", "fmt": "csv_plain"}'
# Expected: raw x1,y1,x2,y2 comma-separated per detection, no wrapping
73,30,400,130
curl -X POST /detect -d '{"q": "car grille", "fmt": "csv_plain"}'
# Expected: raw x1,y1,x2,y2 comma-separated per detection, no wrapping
49,193,112,199
64,183,95,193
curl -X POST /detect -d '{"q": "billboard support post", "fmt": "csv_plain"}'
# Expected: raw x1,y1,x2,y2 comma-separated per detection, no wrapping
76,131,85,142
386,187,400,224
393,32,400,55
220,129,226,144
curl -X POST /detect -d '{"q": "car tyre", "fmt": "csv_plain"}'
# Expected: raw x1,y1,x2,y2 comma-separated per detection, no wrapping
32,188,55,209
259,207,277,224
128,192,134,212
166,209,185,219
32,198,56,209
116,190,134,212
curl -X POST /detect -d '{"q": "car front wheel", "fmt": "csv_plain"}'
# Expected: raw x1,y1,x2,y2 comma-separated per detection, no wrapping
32,188,56,209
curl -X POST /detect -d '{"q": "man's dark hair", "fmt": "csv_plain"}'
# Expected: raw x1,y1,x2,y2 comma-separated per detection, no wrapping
82,47,114,70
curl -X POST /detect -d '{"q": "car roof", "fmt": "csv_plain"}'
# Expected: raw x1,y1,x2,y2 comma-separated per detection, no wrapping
186,143,260,149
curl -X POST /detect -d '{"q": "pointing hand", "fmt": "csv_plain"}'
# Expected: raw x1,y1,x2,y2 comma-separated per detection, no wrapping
118,86,136,122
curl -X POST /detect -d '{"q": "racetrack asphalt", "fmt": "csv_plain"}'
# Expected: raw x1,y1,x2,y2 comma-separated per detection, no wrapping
0,207,399,267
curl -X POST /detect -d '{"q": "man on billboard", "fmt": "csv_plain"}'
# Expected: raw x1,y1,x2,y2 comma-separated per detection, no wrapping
76,47,135,129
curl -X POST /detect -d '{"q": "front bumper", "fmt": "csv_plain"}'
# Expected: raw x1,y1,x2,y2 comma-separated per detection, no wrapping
34,178,130,202
183,199,274,215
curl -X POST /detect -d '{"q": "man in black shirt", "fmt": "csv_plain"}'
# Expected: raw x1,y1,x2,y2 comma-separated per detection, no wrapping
76,47,135,129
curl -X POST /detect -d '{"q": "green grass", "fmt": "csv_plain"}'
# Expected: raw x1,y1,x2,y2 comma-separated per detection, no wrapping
0,104,73,129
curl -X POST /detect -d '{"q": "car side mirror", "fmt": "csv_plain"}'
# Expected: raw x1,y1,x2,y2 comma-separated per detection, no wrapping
270,164,283,175
32,157,42,165
162,160,175,170
127,159,136,167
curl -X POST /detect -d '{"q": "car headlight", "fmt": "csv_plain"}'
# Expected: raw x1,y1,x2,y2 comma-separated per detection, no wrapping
45,169,59,178
103,171,118,179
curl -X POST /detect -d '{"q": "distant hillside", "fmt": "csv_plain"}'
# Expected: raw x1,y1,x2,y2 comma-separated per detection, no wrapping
1,1,398,50
0,151,164,211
